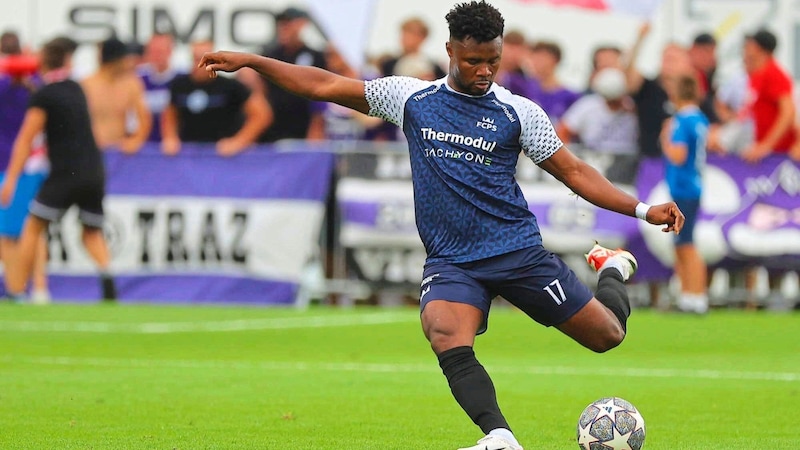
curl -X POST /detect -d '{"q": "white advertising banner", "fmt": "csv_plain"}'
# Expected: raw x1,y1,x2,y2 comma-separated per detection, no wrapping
50,196,323,281
43,144,335,304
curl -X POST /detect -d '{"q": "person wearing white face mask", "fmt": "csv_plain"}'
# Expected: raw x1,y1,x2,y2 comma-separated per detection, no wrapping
558,67,639,184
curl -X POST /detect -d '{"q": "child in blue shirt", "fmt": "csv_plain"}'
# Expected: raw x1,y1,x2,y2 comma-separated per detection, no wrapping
661,74,710,313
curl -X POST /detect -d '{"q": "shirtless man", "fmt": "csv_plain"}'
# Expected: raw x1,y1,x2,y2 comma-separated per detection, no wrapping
81,37,151,153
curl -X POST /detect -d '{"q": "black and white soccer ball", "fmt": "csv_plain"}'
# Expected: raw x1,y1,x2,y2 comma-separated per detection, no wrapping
577,397,646,450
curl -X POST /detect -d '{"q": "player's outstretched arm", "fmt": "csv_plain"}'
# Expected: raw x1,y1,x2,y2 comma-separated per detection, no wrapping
539,146,684,234
198,51,370,114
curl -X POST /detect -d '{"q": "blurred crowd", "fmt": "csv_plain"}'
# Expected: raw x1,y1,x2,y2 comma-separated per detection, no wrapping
3,7,800,161
0,5,798,309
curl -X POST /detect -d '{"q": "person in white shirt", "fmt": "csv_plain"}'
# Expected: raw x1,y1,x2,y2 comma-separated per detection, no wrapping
557,67,639,183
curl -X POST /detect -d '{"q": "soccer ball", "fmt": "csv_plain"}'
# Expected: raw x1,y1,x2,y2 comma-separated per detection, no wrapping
576,397,646,450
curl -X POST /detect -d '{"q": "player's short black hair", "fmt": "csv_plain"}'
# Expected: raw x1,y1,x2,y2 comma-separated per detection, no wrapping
446,1,504,43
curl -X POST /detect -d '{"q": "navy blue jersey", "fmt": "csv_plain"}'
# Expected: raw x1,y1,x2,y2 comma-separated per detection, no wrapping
365,76,563,263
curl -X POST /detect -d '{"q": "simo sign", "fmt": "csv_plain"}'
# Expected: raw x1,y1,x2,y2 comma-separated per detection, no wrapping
66,4,294,46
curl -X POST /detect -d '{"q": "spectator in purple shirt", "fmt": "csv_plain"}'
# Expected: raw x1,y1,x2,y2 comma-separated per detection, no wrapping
138,33,179,142
495,30,538,99
527,40,580,124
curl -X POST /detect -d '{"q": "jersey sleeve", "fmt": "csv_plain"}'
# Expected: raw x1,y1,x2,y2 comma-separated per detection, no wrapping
364,76,432,127
518,98,564,164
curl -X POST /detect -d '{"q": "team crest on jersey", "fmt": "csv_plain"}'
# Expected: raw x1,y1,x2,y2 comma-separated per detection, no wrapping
476,116,497,131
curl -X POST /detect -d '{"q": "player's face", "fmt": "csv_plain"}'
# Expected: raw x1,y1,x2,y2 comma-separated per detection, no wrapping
446,36,502,96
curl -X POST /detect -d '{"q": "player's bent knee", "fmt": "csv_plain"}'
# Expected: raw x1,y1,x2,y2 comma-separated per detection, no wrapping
420,300,482,353
422,318,476,354
424,322,473,354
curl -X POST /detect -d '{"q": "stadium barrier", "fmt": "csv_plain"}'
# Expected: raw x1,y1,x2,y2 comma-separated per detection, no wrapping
47,143,335,304
335,146,800,295
634,154,800,279
43,142,800,304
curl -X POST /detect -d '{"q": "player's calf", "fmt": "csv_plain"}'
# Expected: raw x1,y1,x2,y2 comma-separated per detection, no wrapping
558,299,625,353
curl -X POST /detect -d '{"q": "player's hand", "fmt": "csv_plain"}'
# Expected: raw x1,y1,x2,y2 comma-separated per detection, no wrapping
645,202,685,234
197,51,250,78
0,181,15,207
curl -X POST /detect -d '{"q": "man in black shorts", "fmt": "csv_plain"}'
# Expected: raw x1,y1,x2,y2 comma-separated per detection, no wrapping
0,36,116,302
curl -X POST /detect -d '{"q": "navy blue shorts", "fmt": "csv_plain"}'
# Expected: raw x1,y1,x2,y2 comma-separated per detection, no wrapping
674,198,700,246
420,246,594,334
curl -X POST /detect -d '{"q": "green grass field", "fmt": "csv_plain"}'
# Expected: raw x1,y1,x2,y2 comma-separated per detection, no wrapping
0,303,798,449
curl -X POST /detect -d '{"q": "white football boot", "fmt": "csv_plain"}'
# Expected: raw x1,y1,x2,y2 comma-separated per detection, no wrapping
457,434,523,450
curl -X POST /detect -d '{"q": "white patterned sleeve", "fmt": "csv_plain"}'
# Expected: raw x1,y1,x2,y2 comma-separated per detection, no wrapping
364,76,431,128
519,100,564,164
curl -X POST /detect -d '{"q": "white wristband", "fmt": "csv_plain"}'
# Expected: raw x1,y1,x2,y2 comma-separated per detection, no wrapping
635,202,651,221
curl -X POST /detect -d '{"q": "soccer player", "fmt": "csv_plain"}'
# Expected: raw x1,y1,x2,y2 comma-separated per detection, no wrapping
660,75,709,314
0,37,117,302
197,2,684,449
